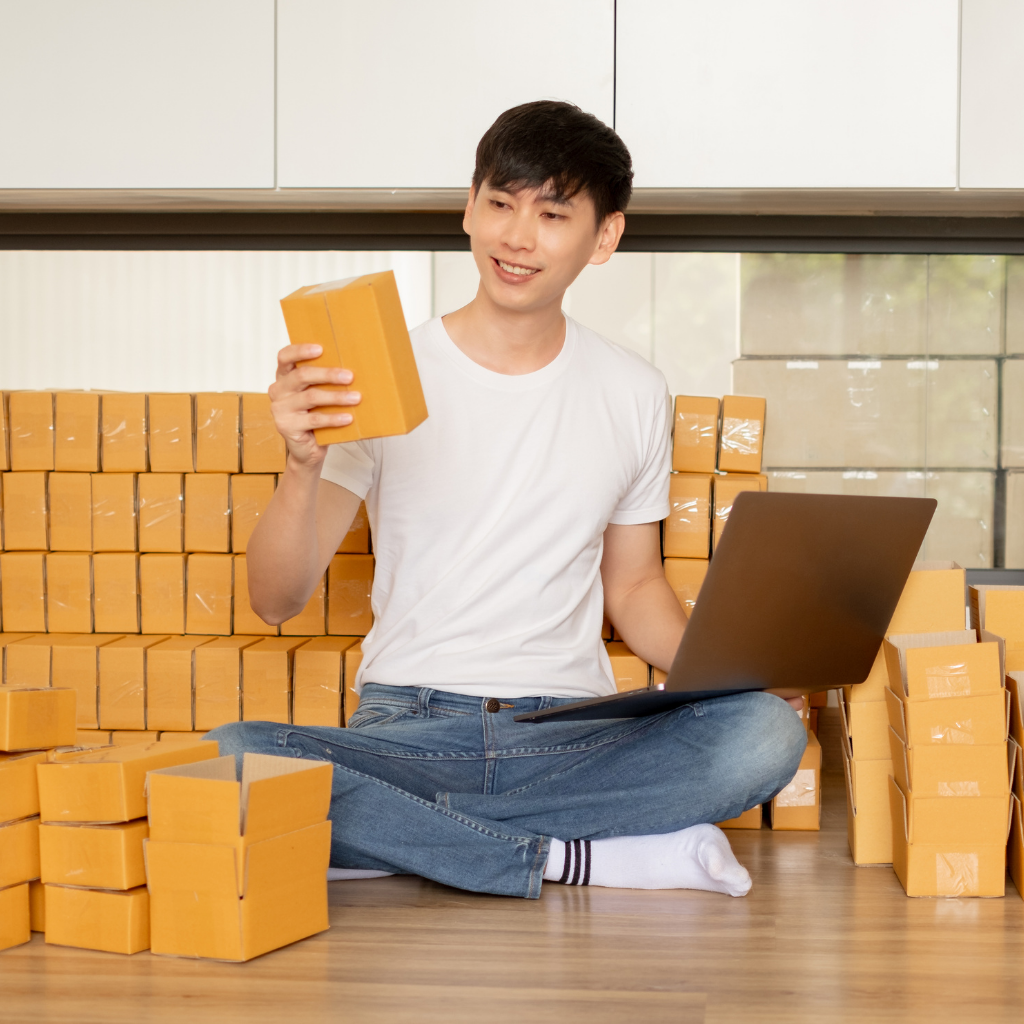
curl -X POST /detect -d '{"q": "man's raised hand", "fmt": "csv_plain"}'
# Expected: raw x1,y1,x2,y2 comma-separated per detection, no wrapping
268,344,361,468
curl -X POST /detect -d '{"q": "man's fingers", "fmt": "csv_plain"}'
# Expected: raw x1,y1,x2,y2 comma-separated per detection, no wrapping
279,388,361,413
277,343,323,368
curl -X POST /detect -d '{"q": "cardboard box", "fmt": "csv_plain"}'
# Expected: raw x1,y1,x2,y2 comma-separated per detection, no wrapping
717,395,766,474
194,636,262,730
838,689,894,760
0,552,47,632
883,632,1000,699
138,473,184,551
186,553,233,635
37,740,219,823
29,879,45,932
339,501,370,554
769,732,821,830
840,741,893,864
672,396,720,474
716,805,762,830
52,635,124,729
110,730,160,745
195,393,240,473
2,470,48,549
663,558,708,618
1009,672,1024,748
888,727,1008,798
230,473,275,553
140,553,186,635
888,774,1008,897
605,641,649,692
241,393,286,474
282,575,326,636
712,473,768,550
45,883,149,954
327,554,374,636
663,473,712,559
283,271,428,444
1010,793,1024,900
343,642,362,725
0,633,36,684
231,555,278,636
4,634,54,689
969,585,1024,641
889,561,966,635
184,473,230,551
242,637,310,723
844,647,889,705
100,393,148,472
92,553,140,633
0,688,75,751
74,730,111,746
148,394,194,472
145,754,332,962
0,750,47,824
0,815,40,886
292,636,359,727
47,471,92,550
46,553,93,633
91,472,137,551
0,883,30,951
39,819,148,889
147,636,216,732
0,392,6,472
885,686,1008,748
8,392,54,471
54,392,101,472
99,635,170,731
157,731,210,745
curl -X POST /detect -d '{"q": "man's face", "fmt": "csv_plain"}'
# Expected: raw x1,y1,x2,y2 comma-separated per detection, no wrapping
463,180,623,315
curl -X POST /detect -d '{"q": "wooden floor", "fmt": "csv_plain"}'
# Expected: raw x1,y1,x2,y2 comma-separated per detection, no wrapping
5,774,1024,1023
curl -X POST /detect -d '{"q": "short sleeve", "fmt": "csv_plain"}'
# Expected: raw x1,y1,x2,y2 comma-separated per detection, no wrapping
320,439,376,499
609,384,672,526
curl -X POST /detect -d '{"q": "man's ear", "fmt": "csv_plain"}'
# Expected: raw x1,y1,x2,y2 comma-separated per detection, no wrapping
588,210,626,267
462,185,477,236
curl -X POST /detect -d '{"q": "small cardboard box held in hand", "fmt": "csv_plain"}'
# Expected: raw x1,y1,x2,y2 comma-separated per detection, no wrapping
145,753,332,962
282,271,428,444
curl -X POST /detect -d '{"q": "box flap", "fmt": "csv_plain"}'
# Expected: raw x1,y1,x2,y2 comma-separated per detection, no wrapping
241,755,332,842
145,837,240,896
888,774,910,844
240,820,332,898
884,687,908,744
979,629,1007,679
884,631,977,696
147,756,241,844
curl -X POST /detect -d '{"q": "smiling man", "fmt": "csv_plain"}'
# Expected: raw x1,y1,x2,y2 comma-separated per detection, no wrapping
209,101,806,899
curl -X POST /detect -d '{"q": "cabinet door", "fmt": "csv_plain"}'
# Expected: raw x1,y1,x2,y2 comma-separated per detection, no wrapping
277,0,614,188
960,0,1024,188
616,0,959,188
0,0,274,188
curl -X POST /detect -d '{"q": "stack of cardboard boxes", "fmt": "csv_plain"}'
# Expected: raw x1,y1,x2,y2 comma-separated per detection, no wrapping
839,563,968,868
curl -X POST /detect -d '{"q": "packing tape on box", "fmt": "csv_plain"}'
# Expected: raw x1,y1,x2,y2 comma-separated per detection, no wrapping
720,417,762,457
925,662,972,699
676,412,717,449
930,719,975,744
937,781,982,796
667,496,706,531
935,852,979,896
775,768,816,807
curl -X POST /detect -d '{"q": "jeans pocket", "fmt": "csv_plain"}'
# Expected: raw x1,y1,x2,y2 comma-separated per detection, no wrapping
347,701,417,730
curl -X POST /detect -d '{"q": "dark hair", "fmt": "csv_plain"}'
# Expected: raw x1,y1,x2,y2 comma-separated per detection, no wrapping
472,100,633,225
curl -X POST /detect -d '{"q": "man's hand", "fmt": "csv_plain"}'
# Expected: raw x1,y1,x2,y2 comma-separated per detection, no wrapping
268,344,362,468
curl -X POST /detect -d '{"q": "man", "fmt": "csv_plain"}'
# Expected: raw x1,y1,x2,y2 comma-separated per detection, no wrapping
210,101,806,899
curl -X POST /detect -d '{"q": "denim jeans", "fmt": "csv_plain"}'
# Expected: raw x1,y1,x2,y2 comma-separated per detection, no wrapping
207,684,807,899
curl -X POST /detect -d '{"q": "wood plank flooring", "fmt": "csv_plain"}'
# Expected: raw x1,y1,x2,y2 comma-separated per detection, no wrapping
4,773,1023,1023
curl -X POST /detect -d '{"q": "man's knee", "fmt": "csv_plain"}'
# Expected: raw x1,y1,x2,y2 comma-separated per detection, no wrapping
205,721,282,774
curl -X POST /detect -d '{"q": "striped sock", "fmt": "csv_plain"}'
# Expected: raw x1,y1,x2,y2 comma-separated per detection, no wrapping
543,838,591,885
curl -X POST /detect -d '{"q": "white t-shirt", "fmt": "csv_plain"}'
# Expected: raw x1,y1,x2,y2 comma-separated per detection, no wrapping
320,315,671,700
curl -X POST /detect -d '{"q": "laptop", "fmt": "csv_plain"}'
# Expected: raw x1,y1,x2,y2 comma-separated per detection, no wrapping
515,491,936,723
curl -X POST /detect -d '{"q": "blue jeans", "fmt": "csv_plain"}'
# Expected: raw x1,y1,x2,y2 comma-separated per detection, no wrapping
207,684,807,899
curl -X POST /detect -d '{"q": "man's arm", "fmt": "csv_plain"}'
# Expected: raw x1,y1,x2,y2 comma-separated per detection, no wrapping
246,343,362,625
601,522,686,673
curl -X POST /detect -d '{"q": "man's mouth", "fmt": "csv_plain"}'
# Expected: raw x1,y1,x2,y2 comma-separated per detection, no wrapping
494,258,539,277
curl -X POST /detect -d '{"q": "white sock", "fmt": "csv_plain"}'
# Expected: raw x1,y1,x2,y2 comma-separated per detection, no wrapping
326,868,394,881
542,824,752,897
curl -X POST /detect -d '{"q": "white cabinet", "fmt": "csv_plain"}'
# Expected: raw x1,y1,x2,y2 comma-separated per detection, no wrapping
277,0,614,188
960,0,1024,188
616,0,960,189
0,0,274,189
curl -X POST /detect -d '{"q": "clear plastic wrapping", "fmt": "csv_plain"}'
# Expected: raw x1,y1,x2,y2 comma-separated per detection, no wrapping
54,392,101,472
184,473,230,552
147,394,194,472
241,393,286,473
185,553,233,635
8,392,54,471
195,393,240,473
100,393,148,472
2,471,49,550
230,474,275,554
138,473,184,552
90,473,138,552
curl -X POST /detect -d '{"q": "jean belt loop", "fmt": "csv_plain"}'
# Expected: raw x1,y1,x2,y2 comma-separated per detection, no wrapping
418,687,434,717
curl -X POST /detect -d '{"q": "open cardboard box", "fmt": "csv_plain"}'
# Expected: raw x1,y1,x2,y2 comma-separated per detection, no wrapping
145,754,332,962
37,740,219,824
883,631,1000,700
888,774,1009,897
885,685,1009,749
888,726,1009,798
968,584,1024,640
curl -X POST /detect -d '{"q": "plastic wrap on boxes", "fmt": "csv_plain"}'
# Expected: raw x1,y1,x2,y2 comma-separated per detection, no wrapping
2,471,48,549
54,392,101,472
241,393,286,473
327,554,374,636
194,636,261,730
91,472,138,551
717,395,766,474
138,473,184,552
195,393,240,473
230,473,275,553
147,394,194,472
100,393,148,472
147,635,216,732
48,472,92,550
663,474,712,559
0,552,47,632
46,552,93,633
712,473,768,550
185,554,233,635
140,553,186,634
184,473,230,551
92,553,140,633
672,396,719,474
292,637,359,727
98,635,169,731
52,635,125,730
8,392,54,471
